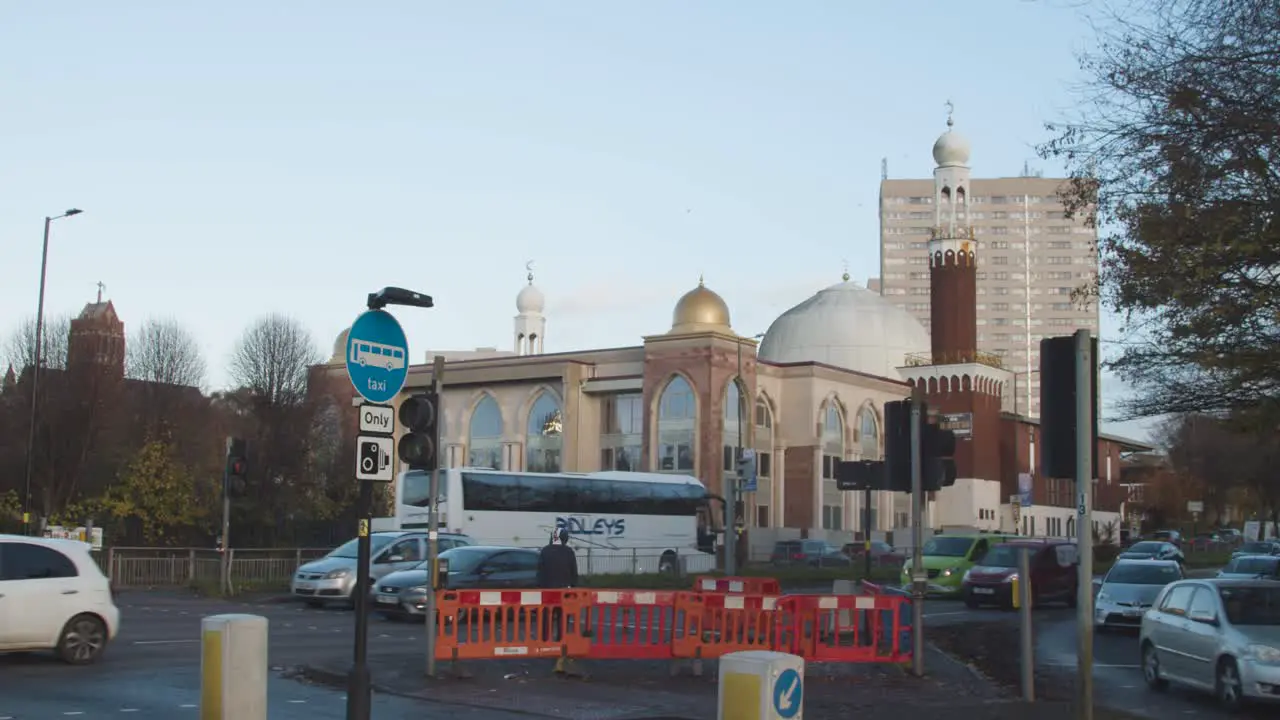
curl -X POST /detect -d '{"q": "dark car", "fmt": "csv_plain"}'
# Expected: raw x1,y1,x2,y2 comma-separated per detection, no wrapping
842,540,906,568
961,539,1079,608
1217,554,1280,580
1150,530,1183,546
1117,540,1184,564
770,539,851,567
1231,540,1280,560
373,545,539,620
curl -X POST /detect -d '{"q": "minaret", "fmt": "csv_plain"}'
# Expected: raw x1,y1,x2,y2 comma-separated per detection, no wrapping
514,262,547,355
897,104,1010,487
928,102,978,365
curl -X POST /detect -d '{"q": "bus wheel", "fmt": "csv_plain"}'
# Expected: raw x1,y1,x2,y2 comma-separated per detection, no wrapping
659,552,678,575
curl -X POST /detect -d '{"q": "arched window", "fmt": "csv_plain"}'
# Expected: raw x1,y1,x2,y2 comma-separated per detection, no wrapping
656,376,696,473
526,392,562,473
467,395,503,469
753,396,775,527
821,401,844,530
858,406,879,460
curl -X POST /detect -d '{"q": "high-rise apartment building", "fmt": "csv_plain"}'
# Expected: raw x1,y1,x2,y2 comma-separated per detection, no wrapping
878,174,1099,417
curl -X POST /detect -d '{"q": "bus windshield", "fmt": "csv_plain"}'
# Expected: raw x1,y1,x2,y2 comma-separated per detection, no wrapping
402,470,446,508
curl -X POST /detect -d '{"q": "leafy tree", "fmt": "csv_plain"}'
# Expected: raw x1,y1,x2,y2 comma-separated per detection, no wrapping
1040,0,1280,421
103,439,215,545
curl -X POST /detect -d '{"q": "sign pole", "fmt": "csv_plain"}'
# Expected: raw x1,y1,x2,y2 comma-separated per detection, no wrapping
863,485,873,579
909,384,925,677
346,485,374,720
1074,329,1094,720
425,355,444,678
1018,546,1035,702
220,436,232,596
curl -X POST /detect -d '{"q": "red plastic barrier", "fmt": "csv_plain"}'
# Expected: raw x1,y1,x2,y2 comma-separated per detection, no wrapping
776,593,912,664
692,576,781,595
435,589,589,661
672,592,786,659
578,589,678,659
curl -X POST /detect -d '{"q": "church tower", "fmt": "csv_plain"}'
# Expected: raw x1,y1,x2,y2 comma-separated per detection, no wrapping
899,106,1010,483
514,264,546,355
67,282,125,379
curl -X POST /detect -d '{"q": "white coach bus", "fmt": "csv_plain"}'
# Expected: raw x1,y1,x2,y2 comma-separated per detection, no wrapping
394,467,716,574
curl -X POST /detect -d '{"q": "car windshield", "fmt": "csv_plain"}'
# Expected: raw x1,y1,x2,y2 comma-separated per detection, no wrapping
1127,542,1163,554
1105,563,1181,585
329,535,397,559
1240,542,1274,554
1219,586,1280,626
979,545,1024,568
439,547,491,574
1228,557,1279,575
923,536,975,558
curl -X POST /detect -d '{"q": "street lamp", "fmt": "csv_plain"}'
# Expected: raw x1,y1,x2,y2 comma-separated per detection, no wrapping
22,208,84,535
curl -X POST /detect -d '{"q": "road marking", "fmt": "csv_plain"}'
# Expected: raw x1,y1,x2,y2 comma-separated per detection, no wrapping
62,713,85,716
923,611,971,618
288,699,307,704
120,710,141,713
179,703,197,708
133,639,199,645
1041,662,1141,669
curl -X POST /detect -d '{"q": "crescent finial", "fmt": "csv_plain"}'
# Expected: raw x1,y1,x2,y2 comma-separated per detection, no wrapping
525,260,534,284
945,100,954,128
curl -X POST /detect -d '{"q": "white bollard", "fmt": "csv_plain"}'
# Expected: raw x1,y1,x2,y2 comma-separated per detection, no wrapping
718,650,804,720
200,614,268,720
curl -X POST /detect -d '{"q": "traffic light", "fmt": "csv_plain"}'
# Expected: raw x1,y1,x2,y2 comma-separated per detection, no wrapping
882,399,917,492
922,423,957,492
398,390,440,472
223,437,248,499
1040,335,1099,480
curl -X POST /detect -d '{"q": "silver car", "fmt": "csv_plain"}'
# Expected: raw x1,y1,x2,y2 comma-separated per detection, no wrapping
1094,559,1184,631
1140,578,1280,710
1218,555,1280,581
291,531,437,607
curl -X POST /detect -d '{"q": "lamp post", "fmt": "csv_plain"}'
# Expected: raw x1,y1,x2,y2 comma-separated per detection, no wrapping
22,208,83,535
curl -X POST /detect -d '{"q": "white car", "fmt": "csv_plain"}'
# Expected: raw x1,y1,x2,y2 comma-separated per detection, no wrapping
0,534,120,664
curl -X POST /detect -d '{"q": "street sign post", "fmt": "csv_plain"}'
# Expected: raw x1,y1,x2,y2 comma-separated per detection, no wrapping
345,310,410,405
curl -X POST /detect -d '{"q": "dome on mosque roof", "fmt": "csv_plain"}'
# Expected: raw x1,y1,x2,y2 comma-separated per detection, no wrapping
669,278,732,335
331,328,350,364
757,278,930,378
932,114,971,168
517,282,545,314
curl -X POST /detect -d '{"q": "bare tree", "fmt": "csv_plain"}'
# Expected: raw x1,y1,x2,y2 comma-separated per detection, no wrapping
1039,0,1280,421
4,315,73,374
228,314,320,407
127,318,206,389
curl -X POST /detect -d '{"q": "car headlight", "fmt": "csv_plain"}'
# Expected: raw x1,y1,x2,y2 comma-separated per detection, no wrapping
405,586,428,596
324,568,350,579
1003,573,1018,584
941,566,960,577
1246,644,1280,663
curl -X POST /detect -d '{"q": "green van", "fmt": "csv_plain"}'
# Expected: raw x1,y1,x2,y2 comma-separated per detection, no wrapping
898,533,1020,596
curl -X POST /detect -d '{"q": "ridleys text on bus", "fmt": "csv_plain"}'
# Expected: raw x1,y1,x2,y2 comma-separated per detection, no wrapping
556,516,626,537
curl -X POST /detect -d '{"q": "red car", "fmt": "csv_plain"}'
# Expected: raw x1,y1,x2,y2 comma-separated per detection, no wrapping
961,539,1079,609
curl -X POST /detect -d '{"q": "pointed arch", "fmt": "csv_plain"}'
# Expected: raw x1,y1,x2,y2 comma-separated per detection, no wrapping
466,391,503,469
524,387,563,472
654,373,697,474
818,394,846,531
855,400,881,460
752,390,777,528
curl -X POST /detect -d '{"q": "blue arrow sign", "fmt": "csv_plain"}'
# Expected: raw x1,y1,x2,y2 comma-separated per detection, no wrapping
772,667,802,719
345,310,410,405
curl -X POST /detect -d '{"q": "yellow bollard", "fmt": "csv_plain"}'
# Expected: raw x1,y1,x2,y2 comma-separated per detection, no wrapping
201,614,268,720
1011,576,1021,609
719,650,804,720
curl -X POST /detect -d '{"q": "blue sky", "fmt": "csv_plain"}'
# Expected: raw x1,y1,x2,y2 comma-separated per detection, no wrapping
0,1,1155,441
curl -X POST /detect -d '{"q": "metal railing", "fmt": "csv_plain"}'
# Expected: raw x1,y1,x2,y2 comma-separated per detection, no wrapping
903,350,1005,370
102,547,330,589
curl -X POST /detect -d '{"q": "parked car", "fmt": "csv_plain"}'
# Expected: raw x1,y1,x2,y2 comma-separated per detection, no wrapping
899,533,1021,596
1140,578,1280,710
960,539,1078,609
1151,530,1184,547
291,530,473,607
770,540,851,567
1118,540,1185,564
1231,540,1280,560
0,534,120,664
842,540,905,568
1217,555,1280,581
1217,528,1244,545
1094,559,1184,632
374,546,539,620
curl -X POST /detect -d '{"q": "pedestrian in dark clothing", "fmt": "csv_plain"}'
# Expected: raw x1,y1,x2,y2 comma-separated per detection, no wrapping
537,528,579,670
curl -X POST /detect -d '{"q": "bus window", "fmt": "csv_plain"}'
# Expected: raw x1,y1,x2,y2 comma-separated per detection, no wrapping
402,470,445,507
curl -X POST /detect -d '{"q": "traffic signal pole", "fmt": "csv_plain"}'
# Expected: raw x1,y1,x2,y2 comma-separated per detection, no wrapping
1074,329,1095,720
425,354,444,678
909,385,925,677
220,437,233,596
347,480,374,720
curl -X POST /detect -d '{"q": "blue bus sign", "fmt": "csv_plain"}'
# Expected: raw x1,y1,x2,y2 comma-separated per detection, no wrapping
345,310,410,405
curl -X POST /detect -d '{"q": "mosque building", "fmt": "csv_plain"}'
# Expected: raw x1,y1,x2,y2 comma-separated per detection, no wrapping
308,118,1149,550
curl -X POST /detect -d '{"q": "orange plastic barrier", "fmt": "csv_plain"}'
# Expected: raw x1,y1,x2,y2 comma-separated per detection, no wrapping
434,589,590,661
578,590,678,659
776,594,912,664
692,575,781,595
672,592,784,659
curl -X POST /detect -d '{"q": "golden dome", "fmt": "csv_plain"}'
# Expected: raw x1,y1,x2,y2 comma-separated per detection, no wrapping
670,276,732,334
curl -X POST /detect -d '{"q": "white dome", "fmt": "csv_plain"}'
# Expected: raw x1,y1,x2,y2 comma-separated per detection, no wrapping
330,328,350,364
757,280,930,378
517,282,545,314
932,128,971,168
